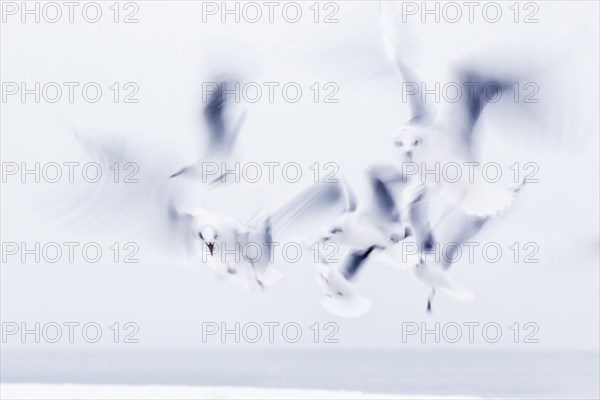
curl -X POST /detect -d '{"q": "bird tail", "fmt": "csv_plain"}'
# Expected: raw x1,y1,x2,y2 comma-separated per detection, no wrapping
320,295,373,319
441,281,474,301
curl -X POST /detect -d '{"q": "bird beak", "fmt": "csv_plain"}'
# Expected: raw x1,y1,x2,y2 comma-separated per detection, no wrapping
207,242,215,256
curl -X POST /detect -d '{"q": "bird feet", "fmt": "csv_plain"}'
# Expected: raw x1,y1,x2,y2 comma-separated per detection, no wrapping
426,288,436,314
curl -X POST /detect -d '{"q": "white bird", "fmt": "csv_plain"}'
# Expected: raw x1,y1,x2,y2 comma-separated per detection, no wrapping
395,177,526,313
406,192,482,313
378,5,532,313
165,73,352,288
314,165,414,317
169,180,350,289
167,204,274,288
381,6,529,218
412,259,475,314
63,74,250,246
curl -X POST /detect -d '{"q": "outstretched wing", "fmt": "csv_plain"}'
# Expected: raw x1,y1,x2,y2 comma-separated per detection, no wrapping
366,162,411,224
252,180,354,241
341,246,378,280
203,79,247,155
52,130,182,258
447,70,517,151
380,2,435,125
435,210,490,269
407,186,436,253
410,189,491,270
170,77,247,179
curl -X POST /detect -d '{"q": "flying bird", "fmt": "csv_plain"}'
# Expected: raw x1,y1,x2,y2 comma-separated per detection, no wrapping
314,165,414,317
381,5,530,218
169,180,351,289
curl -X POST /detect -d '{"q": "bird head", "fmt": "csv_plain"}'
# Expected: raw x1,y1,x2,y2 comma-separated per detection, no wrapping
198,225,219,256
392,125,423,163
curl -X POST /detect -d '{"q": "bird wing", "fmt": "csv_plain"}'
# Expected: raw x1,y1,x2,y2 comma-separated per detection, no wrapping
341,246,378,281
407,185,436,253
442,70,517,155
380,2,436,125
249,180,353,242
366,162,411,225
169,76,247,180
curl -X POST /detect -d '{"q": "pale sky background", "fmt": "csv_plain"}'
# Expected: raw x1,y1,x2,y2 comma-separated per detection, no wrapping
1,1,598,352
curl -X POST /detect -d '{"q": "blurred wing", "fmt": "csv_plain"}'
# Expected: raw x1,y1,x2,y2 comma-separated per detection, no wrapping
255,181,353,241
444,70,518,153
169,77,247,179
380,3,435,125
408,186,436,252
66,132,168,228
165,200,196,257
341,246,377,280
433,210,490,269
340,176,358,213
203,79,247,155
42,131,186,262
367,163,410,223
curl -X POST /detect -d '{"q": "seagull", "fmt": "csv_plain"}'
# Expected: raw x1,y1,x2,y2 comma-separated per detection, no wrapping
169,180,350,289
399,180,525,313
313,175,477,317
407,190,480,313
381,7,528,218
368,6,532,313
63,74,249,240
312,99,509,316
412,259,475,314
165,74,351,288
167,204,273,288
314,165,414,317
